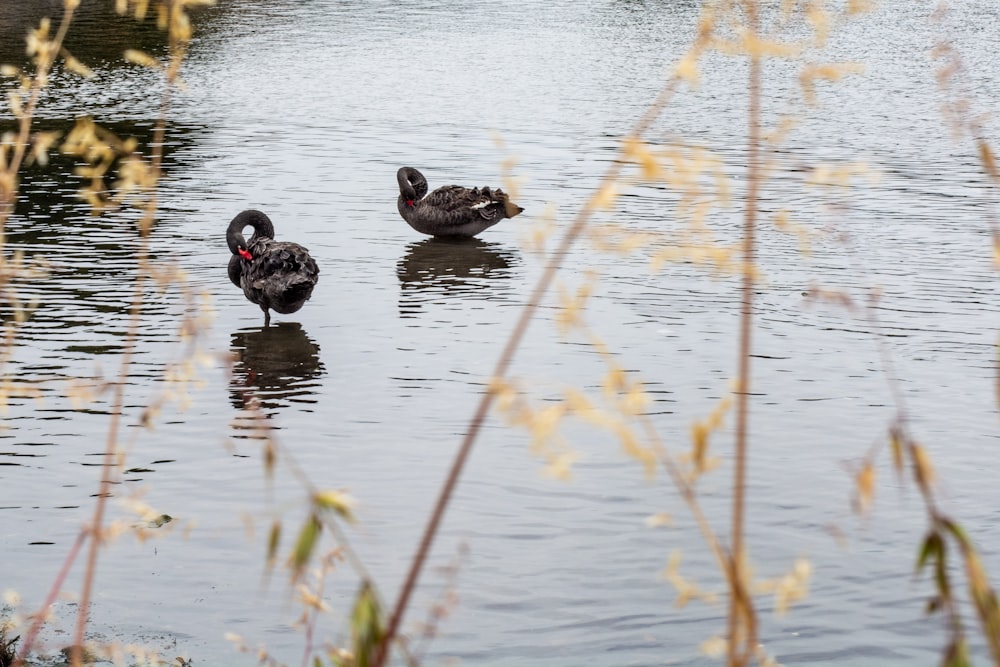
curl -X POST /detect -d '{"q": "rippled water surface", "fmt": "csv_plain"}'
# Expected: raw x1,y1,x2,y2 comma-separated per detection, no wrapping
2,1,1000,665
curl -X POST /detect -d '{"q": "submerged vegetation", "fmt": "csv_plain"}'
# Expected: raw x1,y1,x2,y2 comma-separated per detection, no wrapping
1,0,999,666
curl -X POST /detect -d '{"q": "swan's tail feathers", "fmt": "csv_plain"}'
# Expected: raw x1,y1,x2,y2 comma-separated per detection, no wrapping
284,279,316,303
499,192,524,219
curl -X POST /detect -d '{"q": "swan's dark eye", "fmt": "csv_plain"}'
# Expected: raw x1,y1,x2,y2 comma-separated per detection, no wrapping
406,199,415,207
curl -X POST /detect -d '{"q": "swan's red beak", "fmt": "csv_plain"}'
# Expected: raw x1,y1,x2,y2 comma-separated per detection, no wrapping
238,248,253,261
406,199,415,207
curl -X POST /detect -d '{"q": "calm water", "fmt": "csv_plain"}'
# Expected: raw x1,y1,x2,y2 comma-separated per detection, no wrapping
2,1,1000,665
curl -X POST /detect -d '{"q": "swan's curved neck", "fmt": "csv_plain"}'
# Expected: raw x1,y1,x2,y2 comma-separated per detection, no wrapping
397,167,428,202
227,209,275,255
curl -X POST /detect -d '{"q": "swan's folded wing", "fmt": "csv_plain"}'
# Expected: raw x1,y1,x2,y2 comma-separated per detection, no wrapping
422,185,478,212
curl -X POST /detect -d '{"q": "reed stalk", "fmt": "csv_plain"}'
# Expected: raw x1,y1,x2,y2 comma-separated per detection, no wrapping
727,0,762,663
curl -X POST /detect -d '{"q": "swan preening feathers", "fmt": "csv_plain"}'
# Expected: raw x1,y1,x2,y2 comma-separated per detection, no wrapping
227,209,319,326
397,166,524,237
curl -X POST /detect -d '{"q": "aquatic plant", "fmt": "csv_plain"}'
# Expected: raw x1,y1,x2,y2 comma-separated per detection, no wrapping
2,0,1000,666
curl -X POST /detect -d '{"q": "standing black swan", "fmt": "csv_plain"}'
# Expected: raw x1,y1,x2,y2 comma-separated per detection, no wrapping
396,166,524,237
226,209,319,326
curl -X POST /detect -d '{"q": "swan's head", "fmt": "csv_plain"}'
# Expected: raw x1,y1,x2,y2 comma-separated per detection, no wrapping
397,167,428,206
227,209,274,258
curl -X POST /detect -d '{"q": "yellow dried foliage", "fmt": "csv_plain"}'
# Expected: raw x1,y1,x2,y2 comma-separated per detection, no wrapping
889,428,905,477
25,18,53,59
554,275,596,336
27,130,61,167
763,115,802,147
542,451,579,481
662,551,717,608
773,558,812,615
687,394,731,476
806,1,832,46
855,461,875,514
586,223,655,257
700,635,727,658
591,183,619,210
314,489,357,523
799,62,864,106
115,0,149,20
675,52,701,84
124,49,162,69
624,138,665,182
713,31,802,59
296,583,331,614
519,201,557,253
644,512,674,528
62,52,93,78
615,423,657,477
807,161,880,188
979,139,999,183
912,443,936,490
7,91,26,120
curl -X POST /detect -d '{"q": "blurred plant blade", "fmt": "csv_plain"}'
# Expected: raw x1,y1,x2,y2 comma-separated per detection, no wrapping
290,513,322,582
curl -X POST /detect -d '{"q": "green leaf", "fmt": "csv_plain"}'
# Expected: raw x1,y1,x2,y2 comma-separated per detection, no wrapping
290,513,321,581
935,550,951,600
940,517,971,550
916,531,942,574
351,580,385,667
943,637,971,667
266,520,282,568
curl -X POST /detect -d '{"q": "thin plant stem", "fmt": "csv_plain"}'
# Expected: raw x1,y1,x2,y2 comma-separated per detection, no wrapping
641,416,731,574
372,34,708,663
12,530,87,667
727,0,762,664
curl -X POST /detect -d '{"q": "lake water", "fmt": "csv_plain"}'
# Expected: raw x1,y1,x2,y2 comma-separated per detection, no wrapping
2,1,1000,665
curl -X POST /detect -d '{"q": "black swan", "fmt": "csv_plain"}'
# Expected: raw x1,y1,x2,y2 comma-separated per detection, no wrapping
226,209,319,326
396,166,524,237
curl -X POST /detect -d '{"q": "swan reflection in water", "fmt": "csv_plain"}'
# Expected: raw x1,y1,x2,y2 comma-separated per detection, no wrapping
228,321,325,417
396,237,520,317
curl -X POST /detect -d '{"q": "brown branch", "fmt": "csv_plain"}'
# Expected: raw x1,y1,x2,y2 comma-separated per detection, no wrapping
12,530,87,667
727,0,762,664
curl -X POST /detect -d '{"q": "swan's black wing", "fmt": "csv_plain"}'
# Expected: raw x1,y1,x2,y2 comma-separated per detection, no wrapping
228,254,244,288
243,238,320,315
423,185,507,221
